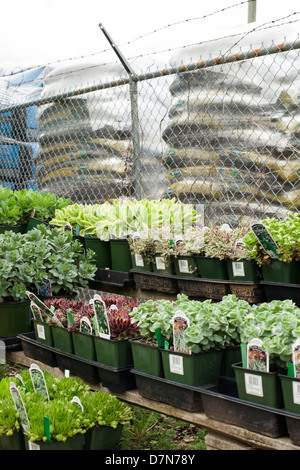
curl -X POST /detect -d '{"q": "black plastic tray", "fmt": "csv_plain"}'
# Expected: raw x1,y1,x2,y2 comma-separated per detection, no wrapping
0,335,23,352
131,270,179,294
131,369,203,412
18,332,136,391
261,281,300,306
18,332,58,367
90,268,135,288
200,384,287,438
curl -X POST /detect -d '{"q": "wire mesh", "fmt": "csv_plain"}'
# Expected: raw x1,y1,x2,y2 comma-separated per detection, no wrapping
0,23,300,226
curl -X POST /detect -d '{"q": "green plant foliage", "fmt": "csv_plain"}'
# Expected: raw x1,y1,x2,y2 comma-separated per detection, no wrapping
0,225,97,301
0,369,131,443
240,299,300,369
243,213,300,266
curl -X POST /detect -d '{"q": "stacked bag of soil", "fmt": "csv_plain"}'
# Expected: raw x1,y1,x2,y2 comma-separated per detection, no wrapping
162,67,300,224
35,59,134,203
161,19,300,224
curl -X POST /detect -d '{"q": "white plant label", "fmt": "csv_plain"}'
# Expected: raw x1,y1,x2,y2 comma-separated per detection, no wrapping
36,324,46,340
156,257,166,270
292,381,300,405
135,253,144,267
169,354,184,375
232,261,245,277
178,259,189,273
245,373,264,397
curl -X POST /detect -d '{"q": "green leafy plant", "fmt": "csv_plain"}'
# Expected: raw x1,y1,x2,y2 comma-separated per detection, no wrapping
0,368,131,444
0,225,96,302
240,299,300,369
202,224,252,260
0,187,22,226
243,214,300,266
50,198,199,240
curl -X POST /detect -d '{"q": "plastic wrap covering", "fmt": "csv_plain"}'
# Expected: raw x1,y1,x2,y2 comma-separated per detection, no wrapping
0,66,50,190
162,19,300,223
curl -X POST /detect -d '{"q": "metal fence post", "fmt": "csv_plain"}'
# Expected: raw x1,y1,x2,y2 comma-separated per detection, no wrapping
99,23,142,200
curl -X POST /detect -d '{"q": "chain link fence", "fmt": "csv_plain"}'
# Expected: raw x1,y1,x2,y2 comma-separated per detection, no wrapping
0,20,300,226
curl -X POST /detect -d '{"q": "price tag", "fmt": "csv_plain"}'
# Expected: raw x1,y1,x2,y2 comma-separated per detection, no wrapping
178,259,189,273
169,354,184,375
245,373,264,397
36,324,46,340
135,254,144,267
232,261,245,277
155,257,166,270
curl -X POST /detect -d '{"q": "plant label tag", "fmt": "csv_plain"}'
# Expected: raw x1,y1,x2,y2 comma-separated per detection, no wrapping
71,396,84,411
29,363,50,401
232,261,245,277
135,253,144,267
10,382,30,433
245,373,264,397
247,338,269,372
292,338,300,378
292,381,300,405
0,340,5,365
91,295,111,339
169,354,184,375
172,310,190,354
26,291,54,322
251,222,278,259
178,259,189,273
80,316,93,335
64,222,73,235
36,324,46,340
155,256,166,270
37,279,52,297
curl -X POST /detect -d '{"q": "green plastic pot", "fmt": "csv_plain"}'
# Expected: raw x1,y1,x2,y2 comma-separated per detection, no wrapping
25,433,85,450
129,338,164,377
110,239,132,272
33,319,54,347
195,256,228,280
72,331,96,361
84,237,111,268
161,348,222,386
131,253,153,272
0,300,31,337
226,259,261,282
220,345,242,378
0,432,25,450
174,255,198,278
51,325,74,354
279,374,300,414
233,362,283,408
153,254,175,275
262,260,300,284
84,424,123,450
94,335,134,367
26,217,47,231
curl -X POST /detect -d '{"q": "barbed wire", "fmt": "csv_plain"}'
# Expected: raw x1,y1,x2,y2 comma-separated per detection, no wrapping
0,3,299,96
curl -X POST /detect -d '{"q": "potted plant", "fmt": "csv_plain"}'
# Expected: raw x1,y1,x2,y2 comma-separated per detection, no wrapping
194,224,231,280
0,378,24,450
26,189,71,230
0,186,25,233
160,294,247,386
233,298,300,408
0,230,49,337
173,226,204,277
93,294,141,368
243,214,300,283
129,298,175,377
43,298,96,358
